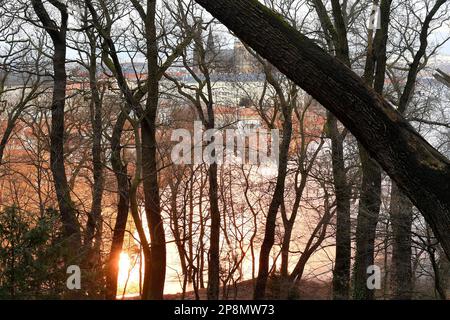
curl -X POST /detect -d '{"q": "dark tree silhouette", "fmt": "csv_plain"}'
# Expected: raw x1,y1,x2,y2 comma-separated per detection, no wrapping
31,0,82,255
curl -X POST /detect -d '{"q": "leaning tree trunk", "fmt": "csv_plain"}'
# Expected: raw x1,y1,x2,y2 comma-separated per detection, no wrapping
387,0,446,299
192,0,450,261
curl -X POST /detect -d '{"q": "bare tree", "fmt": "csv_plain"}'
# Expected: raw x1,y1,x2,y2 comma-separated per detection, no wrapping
30,0,82,259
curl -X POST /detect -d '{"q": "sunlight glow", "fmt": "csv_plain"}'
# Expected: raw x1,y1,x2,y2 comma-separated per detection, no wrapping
116,252,141,299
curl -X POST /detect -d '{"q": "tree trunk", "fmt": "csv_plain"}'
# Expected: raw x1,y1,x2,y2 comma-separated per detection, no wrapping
52,25,81,252
139,0,166,300
141,104,166,300
353,0,391,300
328,113,351,300
311,0,353,300
385,0,445,299
254,113,292,299
32,0,82,255
390,182,413,299
429,247,447,300
193,0,450,261
85,37,104,262
353,146,381,300
0,114,21,166
280,220,293,278
105,111,130,299
207,161,221,300
289,200,333,285
169,182,189,293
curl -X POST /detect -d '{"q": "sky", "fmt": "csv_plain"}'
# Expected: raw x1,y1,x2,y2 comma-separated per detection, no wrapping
440,40,450,56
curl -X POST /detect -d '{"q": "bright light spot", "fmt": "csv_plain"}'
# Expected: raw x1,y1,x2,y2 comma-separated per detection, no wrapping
117,252,131,291
116,252,140,299
119,252,131,273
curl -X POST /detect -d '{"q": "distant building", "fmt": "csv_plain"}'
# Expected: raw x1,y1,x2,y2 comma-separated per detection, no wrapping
192,29,261,75
234,41,260,74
